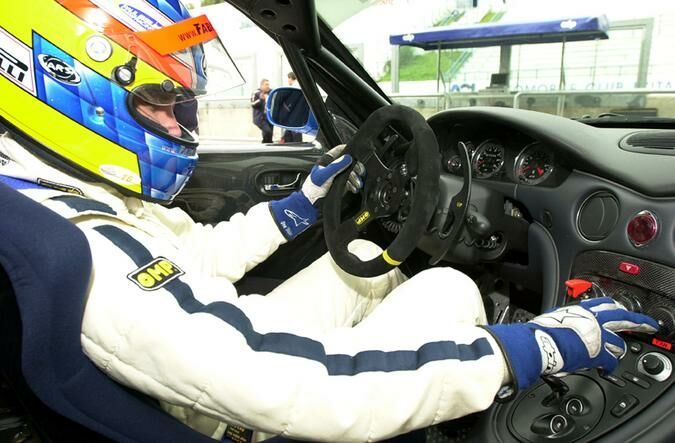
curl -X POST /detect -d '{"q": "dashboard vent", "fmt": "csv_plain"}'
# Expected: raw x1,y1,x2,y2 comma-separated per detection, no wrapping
577,192,620,241
619,131,675,155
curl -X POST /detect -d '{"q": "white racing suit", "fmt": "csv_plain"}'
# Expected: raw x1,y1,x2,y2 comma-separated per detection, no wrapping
0,134,510,442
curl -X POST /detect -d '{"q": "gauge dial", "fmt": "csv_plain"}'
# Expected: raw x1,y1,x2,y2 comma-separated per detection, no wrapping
472,140,505,179
515,143,554,185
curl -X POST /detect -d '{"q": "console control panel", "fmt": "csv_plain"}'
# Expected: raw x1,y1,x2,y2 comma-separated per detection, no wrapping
570,251,675,346
502,339,673,442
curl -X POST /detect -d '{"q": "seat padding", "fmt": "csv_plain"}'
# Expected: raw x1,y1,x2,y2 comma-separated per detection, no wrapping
0,182,214,443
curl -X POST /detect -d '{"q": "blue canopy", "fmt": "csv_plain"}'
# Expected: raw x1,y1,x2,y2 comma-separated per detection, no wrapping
390,16,609,50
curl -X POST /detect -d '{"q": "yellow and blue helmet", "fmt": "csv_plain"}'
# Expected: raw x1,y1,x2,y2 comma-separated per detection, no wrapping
0,0,243,202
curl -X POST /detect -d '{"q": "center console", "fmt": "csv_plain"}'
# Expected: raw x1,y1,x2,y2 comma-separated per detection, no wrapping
471,250,675,442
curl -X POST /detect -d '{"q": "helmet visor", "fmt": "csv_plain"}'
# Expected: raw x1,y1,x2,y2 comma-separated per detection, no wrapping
130,93,199,148
111,14,244,106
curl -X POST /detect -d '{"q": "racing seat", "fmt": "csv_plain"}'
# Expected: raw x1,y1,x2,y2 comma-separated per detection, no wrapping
0,181,425,443
0,181,215,442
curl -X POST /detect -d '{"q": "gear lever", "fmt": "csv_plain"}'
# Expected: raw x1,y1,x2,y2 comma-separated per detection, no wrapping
541,374,570,407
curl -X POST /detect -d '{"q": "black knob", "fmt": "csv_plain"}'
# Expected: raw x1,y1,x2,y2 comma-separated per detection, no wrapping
642,354,665,375
549,414,568,435
565,397,585,416
466,210,491,237
530,414,569,436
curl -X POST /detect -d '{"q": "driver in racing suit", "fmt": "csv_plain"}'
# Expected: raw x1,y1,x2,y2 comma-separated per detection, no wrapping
0,1,659,441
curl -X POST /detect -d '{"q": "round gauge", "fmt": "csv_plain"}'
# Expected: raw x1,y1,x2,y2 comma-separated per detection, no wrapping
515,143,554,185
472,140,505,179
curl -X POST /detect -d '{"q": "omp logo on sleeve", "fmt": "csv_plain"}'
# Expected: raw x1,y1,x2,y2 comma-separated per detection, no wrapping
127,257,184,291
0,26,36,95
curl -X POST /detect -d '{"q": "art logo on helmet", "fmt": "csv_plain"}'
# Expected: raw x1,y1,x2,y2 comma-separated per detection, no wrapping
38,54,80,85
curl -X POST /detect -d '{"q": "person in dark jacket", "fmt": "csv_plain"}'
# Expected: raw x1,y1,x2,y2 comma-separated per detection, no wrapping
251,78,273,143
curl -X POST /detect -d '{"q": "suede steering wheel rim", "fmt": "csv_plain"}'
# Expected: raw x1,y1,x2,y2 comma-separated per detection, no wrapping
323,105,440,277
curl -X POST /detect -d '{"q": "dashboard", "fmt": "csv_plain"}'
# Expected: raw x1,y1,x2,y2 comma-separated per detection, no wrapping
427,107,675,296
425,107,675,443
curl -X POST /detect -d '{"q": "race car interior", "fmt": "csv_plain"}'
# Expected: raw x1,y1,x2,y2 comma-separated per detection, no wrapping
1,0,674,442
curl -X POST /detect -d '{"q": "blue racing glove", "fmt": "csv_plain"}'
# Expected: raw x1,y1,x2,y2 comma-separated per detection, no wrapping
270,145,354,240
487,297,659,390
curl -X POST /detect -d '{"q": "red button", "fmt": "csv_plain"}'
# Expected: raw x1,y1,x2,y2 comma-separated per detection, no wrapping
627,211,658,247
652,338,672,351
619,262,640,275
565,279,593,298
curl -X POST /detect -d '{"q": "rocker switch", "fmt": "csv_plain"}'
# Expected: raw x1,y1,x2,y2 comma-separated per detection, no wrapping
611,395,639,417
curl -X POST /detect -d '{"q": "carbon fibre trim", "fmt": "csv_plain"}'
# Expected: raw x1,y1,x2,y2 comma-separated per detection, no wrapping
572,251,675,298
572,250,675,339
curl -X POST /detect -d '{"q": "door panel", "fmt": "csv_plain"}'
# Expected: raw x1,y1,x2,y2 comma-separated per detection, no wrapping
172,143,322,225
171,143,327,285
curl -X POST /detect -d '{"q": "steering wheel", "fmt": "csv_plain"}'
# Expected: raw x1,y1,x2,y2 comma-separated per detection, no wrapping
323,105,440,277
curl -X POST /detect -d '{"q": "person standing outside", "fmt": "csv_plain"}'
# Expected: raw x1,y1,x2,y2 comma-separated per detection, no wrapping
251,78,273,143
282,72,303,143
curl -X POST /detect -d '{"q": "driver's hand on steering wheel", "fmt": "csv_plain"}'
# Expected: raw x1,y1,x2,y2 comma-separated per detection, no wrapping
269,145,357,240
320,144,365,194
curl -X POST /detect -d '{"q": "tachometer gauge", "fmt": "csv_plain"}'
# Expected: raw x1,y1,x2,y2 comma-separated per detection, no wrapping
515,143,554,185
472,140,505,179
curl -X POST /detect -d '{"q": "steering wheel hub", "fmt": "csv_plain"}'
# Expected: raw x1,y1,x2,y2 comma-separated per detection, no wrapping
372,175,404,212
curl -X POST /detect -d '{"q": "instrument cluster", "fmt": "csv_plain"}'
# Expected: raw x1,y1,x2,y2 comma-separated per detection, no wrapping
442,137,558,186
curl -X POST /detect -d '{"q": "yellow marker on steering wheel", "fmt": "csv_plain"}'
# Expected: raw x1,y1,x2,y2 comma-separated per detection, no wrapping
382,250,402,266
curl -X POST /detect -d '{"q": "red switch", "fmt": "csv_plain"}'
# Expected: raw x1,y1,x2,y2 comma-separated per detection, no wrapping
619,262,641,275
652,338,672,351
565,279,593,298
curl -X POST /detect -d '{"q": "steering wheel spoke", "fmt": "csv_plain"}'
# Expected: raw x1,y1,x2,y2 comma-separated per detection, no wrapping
335,219,360,247
352,200,378,232
359,151,390,180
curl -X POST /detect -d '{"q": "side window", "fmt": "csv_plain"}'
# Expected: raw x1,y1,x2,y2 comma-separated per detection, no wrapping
191,1,317,147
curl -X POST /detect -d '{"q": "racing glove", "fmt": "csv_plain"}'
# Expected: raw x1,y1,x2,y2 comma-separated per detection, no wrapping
487,297,659,390
270,145,357,240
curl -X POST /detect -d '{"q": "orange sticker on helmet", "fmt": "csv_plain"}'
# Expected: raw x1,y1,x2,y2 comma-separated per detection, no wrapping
135,15,217,56
58,0,195,88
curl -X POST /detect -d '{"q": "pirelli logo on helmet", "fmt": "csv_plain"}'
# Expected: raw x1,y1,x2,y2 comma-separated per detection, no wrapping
127,257,184,291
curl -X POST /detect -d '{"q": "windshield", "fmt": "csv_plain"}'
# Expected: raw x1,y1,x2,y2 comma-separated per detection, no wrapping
317,0,675,121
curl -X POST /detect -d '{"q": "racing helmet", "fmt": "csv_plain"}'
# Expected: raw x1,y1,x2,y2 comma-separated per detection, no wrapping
0,0,243,202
